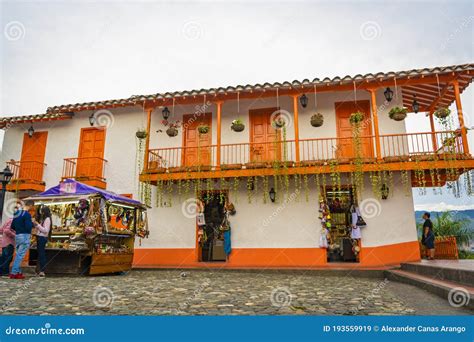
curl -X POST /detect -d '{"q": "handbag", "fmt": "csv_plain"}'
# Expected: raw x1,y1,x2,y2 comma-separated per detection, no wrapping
196,213,206,226
356,216,367,228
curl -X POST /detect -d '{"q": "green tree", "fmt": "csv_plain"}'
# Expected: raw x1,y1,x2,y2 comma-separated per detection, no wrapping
417,212,474,247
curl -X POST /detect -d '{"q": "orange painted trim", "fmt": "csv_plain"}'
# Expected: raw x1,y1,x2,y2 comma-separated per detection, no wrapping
359,241,421,267
216,102,223,169
144,108,153,171
452,80,470,155
132,241,420,268
291,95,300,163
369,90,382,160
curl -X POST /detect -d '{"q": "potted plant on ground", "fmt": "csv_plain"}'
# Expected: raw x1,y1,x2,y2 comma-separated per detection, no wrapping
231,119,245,132
349,111,365,125
198,124,210,134
310,113,324,127
434,107,451,119
136,128,147,139
388,107,408,121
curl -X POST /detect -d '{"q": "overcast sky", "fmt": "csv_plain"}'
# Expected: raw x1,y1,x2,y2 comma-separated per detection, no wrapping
1,0,473,209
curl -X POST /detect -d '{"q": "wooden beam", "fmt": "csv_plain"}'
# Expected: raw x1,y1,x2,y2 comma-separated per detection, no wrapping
452,80,470,155
143,108,153,171
427,81,454,113
291,95,300,163
368,89,382,161
215,101,223,170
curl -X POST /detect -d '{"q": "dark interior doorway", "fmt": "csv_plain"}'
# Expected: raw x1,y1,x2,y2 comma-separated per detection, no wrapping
199,192,227,262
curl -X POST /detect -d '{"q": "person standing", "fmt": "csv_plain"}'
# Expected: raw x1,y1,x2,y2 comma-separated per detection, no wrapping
422,212,435,260
10,200,34,279
33,206,52,277
0,217,16,276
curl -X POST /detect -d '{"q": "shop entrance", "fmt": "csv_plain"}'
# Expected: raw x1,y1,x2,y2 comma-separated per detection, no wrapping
324,187,360,263
197,191,227,262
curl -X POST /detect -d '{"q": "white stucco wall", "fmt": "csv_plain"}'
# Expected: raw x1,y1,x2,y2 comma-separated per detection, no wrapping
1,88,416,249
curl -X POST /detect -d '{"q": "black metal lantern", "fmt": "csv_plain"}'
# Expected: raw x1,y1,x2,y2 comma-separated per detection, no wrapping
88,113,95,126
269,187,276,203
162,107,170,120
383,87,394,102
0,165,13,221
27,126,35,138
381,184,389,200
299,94,308,108
412,95,419,114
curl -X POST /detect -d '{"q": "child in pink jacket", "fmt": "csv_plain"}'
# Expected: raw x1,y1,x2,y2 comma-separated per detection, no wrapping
0,218,16,276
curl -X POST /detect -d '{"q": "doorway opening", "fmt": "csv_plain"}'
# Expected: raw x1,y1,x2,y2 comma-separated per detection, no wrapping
324,187,360,263
197,191,228,262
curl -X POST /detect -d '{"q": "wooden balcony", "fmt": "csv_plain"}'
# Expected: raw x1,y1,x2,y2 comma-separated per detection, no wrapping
140,130,473,183
6,160,47,192
62,157,108,189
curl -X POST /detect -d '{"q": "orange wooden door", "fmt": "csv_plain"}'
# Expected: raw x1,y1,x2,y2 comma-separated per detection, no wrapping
76,128,106,178
249,108,280,163
182,113,212,167
335,101,373,159
19,132,48,181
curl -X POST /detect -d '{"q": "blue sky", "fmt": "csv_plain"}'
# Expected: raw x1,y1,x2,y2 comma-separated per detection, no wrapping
1,0,473,210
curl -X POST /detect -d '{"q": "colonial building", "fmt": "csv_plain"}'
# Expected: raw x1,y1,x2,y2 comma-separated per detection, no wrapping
2,64,473,268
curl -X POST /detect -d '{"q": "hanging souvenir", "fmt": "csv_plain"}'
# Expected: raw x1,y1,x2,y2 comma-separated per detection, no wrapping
197,212,206,226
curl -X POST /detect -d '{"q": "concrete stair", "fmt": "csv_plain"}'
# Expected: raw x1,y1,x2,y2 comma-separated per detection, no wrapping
385,261,474,310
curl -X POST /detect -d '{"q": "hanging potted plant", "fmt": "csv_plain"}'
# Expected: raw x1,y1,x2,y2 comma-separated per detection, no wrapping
388,107,408,121
231,119,245,132
136,128,147,139
349,111,365,125
198,124,210,134
163,120,180,137
434,107,451,119
271,116,286,129
310,113,324,127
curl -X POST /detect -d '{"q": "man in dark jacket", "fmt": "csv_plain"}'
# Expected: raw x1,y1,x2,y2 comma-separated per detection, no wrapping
10,200,34,279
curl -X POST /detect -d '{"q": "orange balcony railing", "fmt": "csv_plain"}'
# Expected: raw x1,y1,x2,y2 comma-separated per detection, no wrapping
145,130,469,174
6,160,47,191
62,157,107,188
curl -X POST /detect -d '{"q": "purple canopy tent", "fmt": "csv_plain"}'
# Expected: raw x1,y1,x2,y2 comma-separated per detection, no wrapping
29,179,145,208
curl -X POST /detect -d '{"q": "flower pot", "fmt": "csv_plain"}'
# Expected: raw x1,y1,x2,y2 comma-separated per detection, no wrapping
272,119,285,129
166,127,178,137
198,126,209,134
310,113,324,127
434,108,450,119
231,123,245,132
391,112,407,121
136,131,147,139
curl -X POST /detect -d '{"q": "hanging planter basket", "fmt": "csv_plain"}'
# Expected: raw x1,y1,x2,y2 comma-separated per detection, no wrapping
166,127,178,137
198,125,210,134
231,120,245,132
388,107,408,121
349,111,365,125
434,107,451,119
136,130,147,139
272,117,286,129
310,113,324,127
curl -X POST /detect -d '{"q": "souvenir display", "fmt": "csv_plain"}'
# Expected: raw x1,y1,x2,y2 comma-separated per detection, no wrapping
25,180,149,275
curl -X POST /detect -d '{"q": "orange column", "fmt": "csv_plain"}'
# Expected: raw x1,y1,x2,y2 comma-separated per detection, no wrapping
369,89,382,160
292,95,300,163
216,101,223,170
428,110,438,152
143,107,153,171
452,80,470,155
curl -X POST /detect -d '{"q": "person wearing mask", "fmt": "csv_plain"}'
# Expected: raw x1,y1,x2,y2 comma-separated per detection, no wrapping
10,200,34,279
0,216,16,276
32,206,52,277
422,212,435,260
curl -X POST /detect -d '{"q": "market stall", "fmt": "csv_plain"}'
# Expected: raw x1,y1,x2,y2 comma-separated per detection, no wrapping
26,179,149,275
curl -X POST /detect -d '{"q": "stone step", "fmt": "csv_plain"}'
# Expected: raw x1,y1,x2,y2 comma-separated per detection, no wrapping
385,269,474,310
400,261,474,287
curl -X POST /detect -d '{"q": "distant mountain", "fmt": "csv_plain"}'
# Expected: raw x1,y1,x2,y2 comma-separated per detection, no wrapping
414,210,474,233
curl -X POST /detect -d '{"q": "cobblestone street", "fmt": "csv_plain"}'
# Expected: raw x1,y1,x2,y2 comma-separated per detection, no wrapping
0,270,471,315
